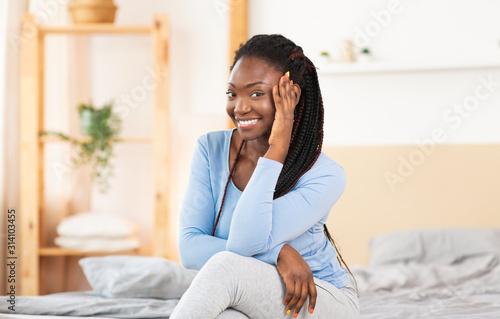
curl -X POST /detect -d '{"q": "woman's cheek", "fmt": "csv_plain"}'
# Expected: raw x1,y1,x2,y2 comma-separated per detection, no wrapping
226,104,234,117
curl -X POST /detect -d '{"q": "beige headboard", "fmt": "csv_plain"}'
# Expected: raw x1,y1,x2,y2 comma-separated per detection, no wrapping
324,144,500,266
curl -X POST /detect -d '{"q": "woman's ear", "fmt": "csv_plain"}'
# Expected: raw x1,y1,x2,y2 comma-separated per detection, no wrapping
292,84,302,107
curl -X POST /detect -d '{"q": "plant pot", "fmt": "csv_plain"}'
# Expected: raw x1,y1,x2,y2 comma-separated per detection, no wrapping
357,54,373,63
69,0,118,24
318,54,333,65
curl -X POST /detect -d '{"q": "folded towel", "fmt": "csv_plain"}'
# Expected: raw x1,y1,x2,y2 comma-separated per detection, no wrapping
57,212,138,238
54,236,140,252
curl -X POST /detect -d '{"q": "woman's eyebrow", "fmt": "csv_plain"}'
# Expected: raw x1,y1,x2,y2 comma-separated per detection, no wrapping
227,81,269,88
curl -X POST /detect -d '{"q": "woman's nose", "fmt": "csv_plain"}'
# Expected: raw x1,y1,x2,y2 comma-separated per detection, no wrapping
234,98,251,114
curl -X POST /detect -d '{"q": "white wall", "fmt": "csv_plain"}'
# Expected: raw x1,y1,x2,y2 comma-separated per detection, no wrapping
249,0,500,146
85,0,231,248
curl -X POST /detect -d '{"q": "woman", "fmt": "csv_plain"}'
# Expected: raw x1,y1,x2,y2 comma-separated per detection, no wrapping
171,34,359,319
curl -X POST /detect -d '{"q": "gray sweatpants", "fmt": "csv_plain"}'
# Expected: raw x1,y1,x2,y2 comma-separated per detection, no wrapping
170,251,360,319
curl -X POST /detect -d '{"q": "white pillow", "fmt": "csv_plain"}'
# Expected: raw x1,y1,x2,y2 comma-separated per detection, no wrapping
79,255,198,299
57,212,138,238
368,227,500,267
368,229,423,267
419,228,500,264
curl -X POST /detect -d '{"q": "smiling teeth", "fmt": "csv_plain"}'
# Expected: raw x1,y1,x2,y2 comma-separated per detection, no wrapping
239,119,258,125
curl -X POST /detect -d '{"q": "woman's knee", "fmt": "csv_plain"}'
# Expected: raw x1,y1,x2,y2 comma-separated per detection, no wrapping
205,251,245,271
215,308,250,319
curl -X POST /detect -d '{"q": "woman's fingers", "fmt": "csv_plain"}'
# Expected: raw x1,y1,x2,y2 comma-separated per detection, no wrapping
285,280,302,316
308,277,317,314
283,276,316,317
283,278,294,308
292,278,310,318
280,73,291,112
275,72,295,119
273,85,281,111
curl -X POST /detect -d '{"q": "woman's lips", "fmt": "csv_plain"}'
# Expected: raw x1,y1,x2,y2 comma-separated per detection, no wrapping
237,118,260,129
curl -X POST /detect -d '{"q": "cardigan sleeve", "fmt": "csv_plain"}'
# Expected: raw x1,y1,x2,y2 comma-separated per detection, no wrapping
226,156,346,258
178,135,227,270
178,135,288,269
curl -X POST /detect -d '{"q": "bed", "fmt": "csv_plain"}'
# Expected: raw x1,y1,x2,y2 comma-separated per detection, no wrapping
3,144,500,318
2,227,500,318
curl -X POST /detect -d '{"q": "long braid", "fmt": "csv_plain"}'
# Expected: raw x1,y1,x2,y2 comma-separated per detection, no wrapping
217,34,356,290
211,138,245,236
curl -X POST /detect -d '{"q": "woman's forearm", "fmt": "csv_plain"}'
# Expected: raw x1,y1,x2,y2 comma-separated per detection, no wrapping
179,232,227,270
263,143,289,164
226,157,283,256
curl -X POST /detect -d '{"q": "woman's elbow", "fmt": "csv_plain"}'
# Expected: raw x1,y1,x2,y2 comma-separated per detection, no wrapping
178,238,202,270
178,248,202,270
226,239,266,257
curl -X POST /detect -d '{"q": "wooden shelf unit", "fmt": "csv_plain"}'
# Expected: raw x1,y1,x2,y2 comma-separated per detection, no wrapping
19,13,172,296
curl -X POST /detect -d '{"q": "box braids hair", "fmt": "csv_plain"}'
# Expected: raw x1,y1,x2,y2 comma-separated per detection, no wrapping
213,34,355,286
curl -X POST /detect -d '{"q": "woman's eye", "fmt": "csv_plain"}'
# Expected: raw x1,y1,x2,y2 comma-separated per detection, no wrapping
251,92,264,98
226,91,235,98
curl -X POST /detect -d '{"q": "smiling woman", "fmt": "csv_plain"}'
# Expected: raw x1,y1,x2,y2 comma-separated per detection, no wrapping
226,57,289,136
173,34,359,319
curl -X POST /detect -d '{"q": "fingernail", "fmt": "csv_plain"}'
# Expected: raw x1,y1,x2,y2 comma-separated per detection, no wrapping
282,75,286,81
309,309,314,314
286,309,290,314
286,71,290,78
293,313,298,318
274,85,277,91
290,80,293,85
285,302,288,305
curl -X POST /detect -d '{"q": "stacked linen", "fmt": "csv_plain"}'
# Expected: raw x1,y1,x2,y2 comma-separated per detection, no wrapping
55,212,140,251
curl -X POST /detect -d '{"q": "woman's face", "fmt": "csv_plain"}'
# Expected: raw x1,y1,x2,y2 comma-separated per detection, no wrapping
226,56,283,142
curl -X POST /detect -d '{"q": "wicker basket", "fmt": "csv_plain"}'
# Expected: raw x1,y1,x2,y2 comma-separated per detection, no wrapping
69,0,118,24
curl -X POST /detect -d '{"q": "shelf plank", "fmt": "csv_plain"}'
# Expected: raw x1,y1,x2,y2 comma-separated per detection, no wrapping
39,246,153,256
40,24,152,35
39,136,153,143
114,137,154,143
316,60,500,75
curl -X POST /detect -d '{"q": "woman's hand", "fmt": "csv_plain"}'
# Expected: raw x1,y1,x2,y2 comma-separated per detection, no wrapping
277,244,317,317
264,71,301,163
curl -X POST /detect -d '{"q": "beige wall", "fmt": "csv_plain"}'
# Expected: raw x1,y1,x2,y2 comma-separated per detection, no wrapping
324,144,500,266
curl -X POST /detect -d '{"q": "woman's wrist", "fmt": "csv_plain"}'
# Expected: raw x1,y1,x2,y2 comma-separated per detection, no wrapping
264,143,289,164
265,117,293,164
277,243,291,262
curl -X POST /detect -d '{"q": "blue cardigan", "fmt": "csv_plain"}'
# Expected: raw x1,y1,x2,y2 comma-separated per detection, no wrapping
178,129,349,288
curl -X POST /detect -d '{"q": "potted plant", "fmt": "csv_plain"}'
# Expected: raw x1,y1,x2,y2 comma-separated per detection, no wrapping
357,47,373,63
41,102,122,193
319,51,332,64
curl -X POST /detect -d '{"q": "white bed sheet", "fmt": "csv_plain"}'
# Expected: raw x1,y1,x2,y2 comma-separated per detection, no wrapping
2,315,113,319
354,253,500,318
4,252,500,318
0,291,176,318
